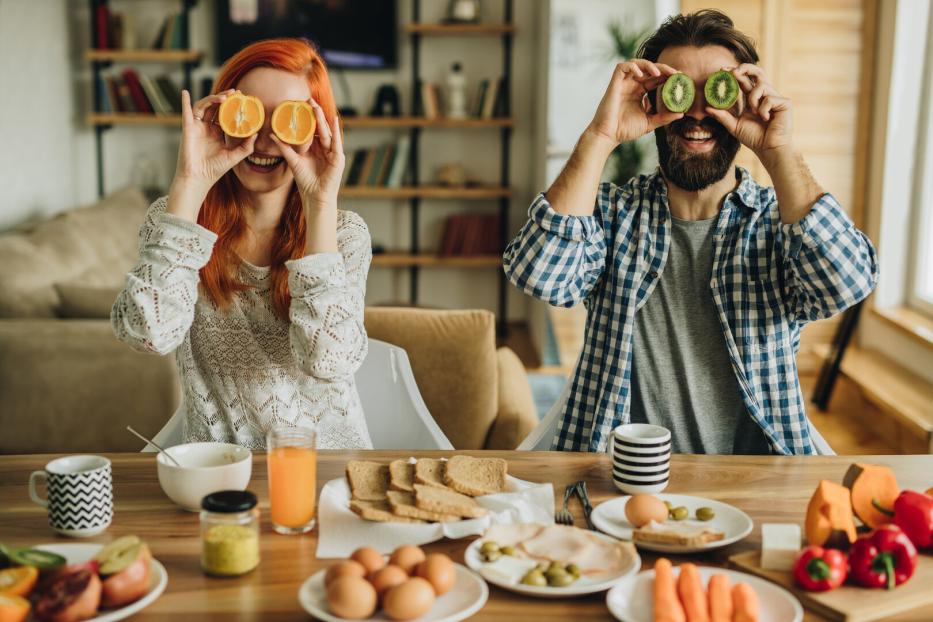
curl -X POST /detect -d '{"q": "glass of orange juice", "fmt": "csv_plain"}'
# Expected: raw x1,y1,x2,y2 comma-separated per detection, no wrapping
266,425,317,534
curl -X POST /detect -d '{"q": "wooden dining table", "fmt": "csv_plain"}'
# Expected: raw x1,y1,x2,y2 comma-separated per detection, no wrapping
2,451,931,621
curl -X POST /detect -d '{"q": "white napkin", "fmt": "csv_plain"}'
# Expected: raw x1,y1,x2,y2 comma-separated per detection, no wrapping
316,474,555,558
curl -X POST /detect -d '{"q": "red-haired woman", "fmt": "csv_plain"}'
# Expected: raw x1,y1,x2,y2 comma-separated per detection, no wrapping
112,39,372,449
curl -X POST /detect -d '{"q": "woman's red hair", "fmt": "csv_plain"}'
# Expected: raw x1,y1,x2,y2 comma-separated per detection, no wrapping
197,38,337,319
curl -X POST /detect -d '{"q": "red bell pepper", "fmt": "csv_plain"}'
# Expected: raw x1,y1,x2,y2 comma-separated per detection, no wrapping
892,490,933,549
793,546,848,592
848,524,918,590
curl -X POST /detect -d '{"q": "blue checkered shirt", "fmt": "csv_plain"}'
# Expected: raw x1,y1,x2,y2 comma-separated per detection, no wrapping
504,167,879,454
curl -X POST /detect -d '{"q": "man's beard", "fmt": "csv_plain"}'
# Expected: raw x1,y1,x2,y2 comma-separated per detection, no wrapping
655,117,740,192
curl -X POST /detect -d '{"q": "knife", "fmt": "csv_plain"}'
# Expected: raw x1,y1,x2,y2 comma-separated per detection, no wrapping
574,480,596,531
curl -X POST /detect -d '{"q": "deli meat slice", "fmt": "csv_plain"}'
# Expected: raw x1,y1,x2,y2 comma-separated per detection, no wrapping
518,525,636,576
482,523,546,547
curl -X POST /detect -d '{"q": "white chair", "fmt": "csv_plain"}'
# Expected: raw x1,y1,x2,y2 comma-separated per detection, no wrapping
144,339,452,451
516,379,835,455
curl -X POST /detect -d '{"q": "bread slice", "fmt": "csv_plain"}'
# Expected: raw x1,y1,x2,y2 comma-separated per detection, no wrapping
349,499,425,524
346,460,389,501
413,483,487,519
632,520,725,547
444,455,508,496
389,460,415,492
414,459,450,489
387,491,460,522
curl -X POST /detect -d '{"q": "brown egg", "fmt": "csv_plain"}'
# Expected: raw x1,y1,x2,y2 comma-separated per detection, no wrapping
383,577,436,621
388,544,426,575
326,575,377,619
324,560,367,588
351,546,386,575
624,493,669,527
368,564,409,604
415,553,457,595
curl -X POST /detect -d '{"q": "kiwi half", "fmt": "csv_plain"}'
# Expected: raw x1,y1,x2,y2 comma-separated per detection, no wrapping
660,73,695,113
704,70,739,109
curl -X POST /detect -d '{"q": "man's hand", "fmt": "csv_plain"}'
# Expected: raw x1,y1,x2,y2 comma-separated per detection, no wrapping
704,64,794,159
587,60,685,149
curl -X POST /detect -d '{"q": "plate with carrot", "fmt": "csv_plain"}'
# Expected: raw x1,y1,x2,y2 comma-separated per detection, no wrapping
606,559,802,622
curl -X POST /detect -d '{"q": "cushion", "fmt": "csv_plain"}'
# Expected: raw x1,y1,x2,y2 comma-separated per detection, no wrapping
485,347,539,449
364,307,498,449
0,186,147,318
54,283,122,319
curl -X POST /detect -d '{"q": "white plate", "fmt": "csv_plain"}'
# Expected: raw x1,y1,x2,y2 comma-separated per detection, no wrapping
464,531,641,598
606,565,803,622
299,563,487,622
33,543,168,622
591,494,753,553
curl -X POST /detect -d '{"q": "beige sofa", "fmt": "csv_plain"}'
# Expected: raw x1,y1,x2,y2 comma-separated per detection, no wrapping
0,189,538,454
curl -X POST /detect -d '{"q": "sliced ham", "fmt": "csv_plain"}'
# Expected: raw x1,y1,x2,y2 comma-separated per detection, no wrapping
517,524,636,576
482,522,546,547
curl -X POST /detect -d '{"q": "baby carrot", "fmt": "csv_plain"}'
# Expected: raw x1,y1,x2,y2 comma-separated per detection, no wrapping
732,582,760,622
654,558,686,622
707,574,733,622
677,563,710,622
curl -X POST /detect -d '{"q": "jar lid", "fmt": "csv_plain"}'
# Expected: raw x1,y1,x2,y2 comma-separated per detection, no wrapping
202,490,257,513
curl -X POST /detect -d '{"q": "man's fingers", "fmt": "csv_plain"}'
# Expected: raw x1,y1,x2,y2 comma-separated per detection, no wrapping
746,83,768,114
654,62,680,76
705,107,739,136
647,109,684,132
732,63,767,83
758,95,789,122
621,61,645,79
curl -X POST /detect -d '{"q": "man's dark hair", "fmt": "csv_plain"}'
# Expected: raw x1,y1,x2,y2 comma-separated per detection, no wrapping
636,9,759,65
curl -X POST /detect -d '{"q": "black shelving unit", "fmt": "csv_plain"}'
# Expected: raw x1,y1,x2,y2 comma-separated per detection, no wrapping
88,0,200,197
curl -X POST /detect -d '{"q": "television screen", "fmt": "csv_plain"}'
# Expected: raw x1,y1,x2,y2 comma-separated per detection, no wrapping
216,0,397,70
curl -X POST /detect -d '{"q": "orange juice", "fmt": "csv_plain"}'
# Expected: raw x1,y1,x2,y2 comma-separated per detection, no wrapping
267,446,317,529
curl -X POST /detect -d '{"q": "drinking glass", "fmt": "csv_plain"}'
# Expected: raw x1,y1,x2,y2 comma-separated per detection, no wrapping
266,425,317,534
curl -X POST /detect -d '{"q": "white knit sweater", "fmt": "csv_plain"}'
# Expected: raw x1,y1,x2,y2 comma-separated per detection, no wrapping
111,197,373,449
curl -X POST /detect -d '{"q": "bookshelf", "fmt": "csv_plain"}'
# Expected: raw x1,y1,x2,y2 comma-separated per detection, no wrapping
87,0,199,197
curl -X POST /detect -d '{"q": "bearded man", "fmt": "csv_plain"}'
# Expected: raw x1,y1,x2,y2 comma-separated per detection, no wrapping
503,9,878,454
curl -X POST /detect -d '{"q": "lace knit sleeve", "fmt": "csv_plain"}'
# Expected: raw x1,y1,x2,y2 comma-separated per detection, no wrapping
286,210,371,381
110,196,217,354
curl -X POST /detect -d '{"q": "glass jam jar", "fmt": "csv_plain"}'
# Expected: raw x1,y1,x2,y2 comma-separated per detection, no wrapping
200,490,260,577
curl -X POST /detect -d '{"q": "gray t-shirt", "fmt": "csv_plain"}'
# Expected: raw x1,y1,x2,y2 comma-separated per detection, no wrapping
629,215,771,454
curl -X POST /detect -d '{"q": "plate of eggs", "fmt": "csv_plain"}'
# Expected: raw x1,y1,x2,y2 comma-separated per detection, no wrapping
299,544,488,622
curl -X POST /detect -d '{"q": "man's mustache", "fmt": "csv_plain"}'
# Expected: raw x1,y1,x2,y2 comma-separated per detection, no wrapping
667,117,727,138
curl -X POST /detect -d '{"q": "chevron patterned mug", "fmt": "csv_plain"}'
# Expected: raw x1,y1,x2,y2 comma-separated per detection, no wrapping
29,455,113,537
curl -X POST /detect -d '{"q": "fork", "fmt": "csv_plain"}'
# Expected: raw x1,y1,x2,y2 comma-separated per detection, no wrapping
574,480,596,530
555,484,575,525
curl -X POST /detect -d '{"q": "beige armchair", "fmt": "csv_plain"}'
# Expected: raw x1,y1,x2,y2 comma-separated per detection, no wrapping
364,307,538,450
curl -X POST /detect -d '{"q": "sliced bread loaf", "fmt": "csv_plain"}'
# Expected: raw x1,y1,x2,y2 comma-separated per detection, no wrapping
389,459,415,492
346,460,389,501
413,458,449,489
444,455,508,496
386,491,460,522
349,498,425,523
413,483,487,519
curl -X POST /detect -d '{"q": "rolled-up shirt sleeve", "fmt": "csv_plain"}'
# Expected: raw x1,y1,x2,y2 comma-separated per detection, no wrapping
502,186,608,307
780,193,879,322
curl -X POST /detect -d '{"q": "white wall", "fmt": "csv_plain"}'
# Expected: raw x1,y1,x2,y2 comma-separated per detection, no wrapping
0,0,76,230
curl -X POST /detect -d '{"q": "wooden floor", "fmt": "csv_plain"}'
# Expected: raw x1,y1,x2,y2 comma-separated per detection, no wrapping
501,318,898,455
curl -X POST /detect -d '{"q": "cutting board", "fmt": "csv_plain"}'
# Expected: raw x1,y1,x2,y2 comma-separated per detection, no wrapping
729,551,933,622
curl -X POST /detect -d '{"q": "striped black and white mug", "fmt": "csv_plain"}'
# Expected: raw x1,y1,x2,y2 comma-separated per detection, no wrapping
28,455,113,537
607,423,671,494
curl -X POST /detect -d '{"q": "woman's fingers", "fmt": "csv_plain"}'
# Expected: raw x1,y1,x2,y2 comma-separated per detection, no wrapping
191,91,233,124
228,133,257,163
330,114,344,157
309,98,332,151
270,134,303,171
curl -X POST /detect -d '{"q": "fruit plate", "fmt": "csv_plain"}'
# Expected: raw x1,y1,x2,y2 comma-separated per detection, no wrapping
606,565,803,622
298,563,487,622
33,543,168,622
463,532,641,598
591,494,753,553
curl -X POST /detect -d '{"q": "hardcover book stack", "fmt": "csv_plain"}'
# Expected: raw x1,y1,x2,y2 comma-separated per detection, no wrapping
96,71,182,115
344,137,411,188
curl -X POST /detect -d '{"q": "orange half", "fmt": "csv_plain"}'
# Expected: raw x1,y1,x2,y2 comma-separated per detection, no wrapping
217,92,264,138
271,100,316,145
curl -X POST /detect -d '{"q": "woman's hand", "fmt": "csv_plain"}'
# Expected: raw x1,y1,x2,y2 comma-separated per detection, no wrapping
704,64,794,159
271,99,345,211
168,89,257,220
586,60,685,149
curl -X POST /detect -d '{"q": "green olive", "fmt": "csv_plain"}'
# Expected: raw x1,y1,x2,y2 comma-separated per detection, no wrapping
500,545,516,556
482,549,502,563
547,571,576,587
696,507,715,521
566,563,581,578
480,541,500,555
671,506,689,521
663,500,673,510
536,561,550,572
521,570,548,587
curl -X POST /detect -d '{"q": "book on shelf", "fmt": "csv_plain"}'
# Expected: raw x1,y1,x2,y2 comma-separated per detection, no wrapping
138,74,171,115
420,82,440,119
95,77,112,113
342,139,411,189
384,136,410,188
93,7,138,50
439,214,500,256
365,145,389,186
95,71,181,115
154,75,182,112
120,69,154,114
472,79,488,117
345,150,368,186
151,12,188,49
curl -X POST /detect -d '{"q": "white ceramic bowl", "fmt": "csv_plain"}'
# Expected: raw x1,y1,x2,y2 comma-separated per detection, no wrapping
156,442,252,511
